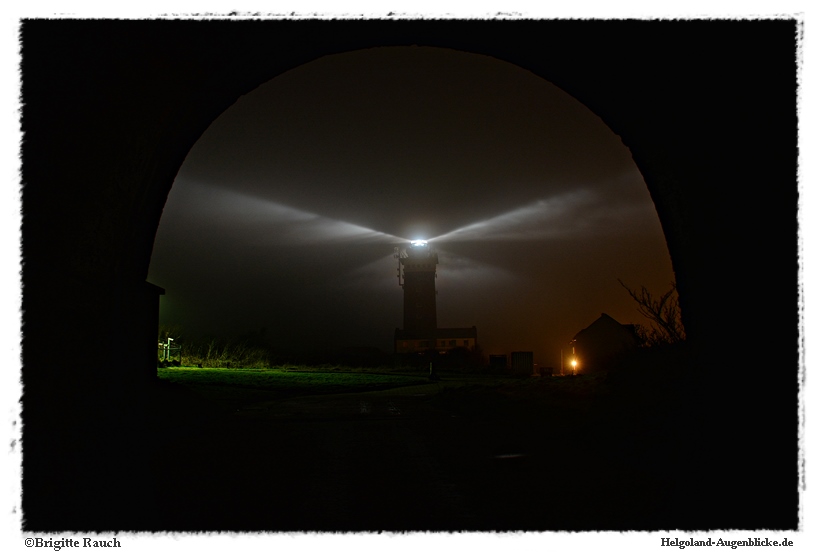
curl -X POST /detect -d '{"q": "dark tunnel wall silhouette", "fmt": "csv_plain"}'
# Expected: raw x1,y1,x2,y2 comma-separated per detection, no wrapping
20,20,798,530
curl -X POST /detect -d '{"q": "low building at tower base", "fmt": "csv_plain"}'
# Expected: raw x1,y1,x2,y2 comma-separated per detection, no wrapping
394,326,478,354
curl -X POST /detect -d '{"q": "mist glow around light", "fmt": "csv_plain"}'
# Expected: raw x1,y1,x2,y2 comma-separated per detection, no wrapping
434,250,518,285
344,253,404,291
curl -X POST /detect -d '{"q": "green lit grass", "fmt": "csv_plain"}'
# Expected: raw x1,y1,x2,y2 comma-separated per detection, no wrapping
156,366,432,409
155,365,617,414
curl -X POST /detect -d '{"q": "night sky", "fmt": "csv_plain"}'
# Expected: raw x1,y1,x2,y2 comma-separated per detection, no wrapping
147,45,675,367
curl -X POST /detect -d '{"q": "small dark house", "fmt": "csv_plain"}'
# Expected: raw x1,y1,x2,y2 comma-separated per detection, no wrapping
568,313,639,373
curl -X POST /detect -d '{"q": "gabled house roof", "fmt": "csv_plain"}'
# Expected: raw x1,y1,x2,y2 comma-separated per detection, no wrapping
574,313,632,340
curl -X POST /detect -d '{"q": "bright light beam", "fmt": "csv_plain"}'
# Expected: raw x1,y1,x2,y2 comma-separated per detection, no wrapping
178,180,408,246
428,189,596,244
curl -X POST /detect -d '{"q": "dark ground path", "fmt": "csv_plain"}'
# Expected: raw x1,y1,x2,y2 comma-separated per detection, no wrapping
147,380,677,532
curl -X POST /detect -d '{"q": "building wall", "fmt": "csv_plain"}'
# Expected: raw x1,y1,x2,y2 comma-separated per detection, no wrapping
395,336,475,354
511,351,534,376
572,314,639,373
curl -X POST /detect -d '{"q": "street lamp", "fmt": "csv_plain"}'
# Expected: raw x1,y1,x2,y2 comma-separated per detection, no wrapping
571,359,577,376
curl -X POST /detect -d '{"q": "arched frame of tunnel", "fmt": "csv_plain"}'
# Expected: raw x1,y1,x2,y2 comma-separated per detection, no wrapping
20,20,798,530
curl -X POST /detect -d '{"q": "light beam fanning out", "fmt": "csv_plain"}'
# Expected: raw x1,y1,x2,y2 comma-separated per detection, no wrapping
182,181,408,247
428,190,595,244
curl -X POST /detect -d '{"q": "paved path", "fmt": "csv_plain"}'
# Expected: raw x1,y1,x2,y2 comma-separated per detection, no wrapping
149,383,667,531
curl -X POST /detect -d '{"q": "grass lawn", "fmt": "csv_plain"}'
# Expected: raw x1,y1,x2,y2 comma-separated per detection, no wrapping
156,364,615,413
156,366,437,409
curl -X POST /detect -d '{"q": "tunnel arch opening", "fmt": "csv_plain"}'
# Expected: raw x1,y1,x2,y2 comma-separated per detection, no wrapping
147,44,677,370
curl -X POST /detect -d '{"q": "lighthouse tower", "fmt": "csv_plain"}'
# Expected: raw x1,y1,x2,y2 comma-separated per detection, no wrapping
394,240,477,354
398,240,438,335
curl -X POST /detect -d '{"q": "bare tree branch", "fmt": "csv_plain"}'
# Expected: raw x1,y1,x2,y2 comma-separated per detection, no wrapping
618,279,686,346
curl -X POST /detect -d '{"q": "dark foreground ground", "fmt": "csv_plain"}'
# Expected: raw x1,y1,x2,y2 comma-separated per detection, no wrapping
144,368,686,532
